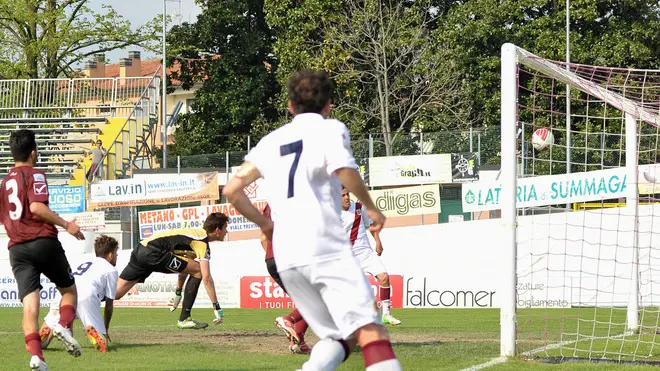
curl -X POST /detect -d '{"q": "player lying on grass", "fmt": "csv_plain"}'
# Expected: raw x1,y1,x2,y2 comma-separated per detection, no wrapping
1,129,85,371
115,213,229,329
341,187,401,325
40,235,119,353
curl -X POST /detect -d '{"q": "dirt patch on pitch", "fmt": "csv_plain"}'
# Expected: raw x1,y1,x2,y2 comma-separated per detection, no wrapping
112,327,501,354
113,328,317,355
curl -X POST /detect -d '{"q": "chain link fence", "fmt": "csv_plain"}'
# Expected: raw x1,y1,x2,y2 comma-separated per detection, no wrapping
102,129,501,238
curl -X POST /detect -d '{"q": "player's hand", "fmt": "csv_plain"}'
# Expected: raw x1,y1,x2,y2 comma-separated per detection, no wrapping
366,209,386,234
260,219,274,241
212,303,224,325
375,242,383,256
65,219,85,240
168,292,182,312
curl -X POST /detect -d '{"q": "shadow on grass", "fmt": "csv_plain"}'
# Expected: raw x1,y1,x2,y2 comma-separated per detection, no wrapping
351,341,445,354
107,342,162,352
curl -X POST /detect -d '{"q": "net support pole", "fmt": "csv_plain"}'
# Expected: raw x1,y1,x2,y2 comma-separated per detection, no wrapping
625,112,640,332
500,43,518,357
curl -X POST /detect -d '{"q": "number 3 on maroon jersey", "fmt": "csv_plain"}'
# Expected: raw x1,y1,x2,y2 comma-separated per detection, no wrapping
5,179,23,220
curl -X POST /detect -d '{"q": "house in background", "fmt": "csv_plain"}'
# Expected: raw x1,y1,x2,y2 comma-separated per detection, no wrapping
82,51,201,148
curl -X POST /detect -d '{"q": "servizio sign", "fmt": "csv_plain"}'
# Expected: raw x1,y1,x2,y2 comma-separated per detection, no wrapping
462,167,628,212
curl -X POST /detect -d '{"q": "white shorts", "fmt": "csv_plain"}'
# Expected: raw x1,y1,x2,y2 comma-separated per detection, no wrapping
279,252,380,340
354,248,387,277
45,293,105,335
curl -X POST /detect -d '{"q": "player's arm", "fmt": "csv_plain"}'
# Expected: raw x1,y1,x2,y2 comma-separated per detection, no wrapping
103,270,118,340
260,232,269,253
363,204,384,255
104,299,114,337
222,162,273,238
335,168,385,233
191,241,224,324
199,259,224,324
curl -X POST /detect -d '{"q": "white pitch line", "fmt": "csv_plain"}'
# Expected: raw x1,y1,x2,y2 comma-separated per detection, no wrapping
459,330,635,371
458,357,507,371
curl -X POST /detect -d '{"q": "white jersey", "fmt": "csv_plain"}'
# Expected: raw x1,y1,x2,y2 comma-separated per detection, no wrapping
70,257,118,305
245,113,357,271
341,201,373,253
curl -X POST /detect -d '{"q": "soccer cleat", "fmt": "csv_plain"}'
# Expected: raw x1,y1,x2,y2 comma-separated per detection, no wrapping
177,318,208,329
289,341,312,355
275,316,299,344
86,325,108,353
382,314,401,326
29,355,48,371
52,324,82,357
39,324,53,350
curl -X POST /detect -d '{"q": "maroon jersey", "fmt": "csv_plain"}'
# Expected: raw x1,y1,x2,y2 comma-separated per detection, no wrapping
0,167,58,247
263,204,274,260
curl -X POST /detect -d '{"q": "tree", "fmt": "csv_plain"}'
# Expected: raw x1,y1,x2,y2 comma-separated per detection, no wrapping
0,0,159,79
264,0,342,112
320,0,473,156
167,0,280,156
435,0,660,129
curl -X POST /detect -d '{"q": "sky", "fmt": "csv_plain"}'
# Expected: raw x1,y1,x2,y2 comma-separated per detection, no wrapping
88,0,203,65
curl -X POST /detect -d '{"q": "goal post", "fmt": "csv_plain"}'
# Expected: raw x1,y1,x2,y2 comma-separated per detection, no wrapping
499,43,660,363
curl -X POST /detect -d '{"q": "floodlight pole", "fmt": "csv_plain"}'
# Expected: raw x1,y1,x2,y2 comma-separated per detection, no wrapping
162,0,168,169
565,0,571,208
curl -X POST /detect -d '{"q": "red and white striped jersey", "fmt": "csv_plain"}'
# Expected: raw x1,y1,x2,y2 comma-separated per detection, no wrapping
340,201,373,252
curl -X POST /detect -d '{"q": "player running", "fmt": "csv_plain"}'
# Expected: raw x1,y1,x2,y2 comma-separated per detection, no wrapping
341,187,402,326
224,69,402,371
40,235,119,353
115,213,229,329
1,129,85,371
262,203,311,354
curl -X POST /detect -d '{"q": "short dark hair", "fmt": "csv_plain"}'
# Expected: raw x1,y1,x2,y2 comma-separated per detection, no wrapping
204,212,229,233
95,235,118,257
9,129,37,162
287,69,334,114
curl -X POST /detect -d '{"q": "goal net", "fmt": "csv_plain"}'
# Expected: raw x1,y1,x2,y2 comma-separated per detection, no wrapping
500,43,660,364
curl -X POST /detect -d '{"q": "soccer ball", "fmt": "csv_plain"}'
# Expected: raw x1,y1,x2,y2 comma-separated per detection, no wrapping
531,128,554,151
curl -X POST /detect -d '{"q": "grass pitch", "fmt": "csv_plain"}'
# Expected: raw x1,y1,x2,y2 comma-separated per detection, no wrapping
1,307,660,370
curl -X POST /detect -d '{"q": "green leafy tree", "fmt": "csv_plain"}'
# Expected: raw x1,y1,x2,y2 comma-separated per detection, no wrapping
0,0,159,79
436,0,660,129
167,0,280,156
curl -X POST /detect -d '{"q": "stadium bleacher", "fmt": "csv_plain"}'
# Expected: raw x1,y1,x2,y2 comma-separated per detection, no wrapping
0,117,104,183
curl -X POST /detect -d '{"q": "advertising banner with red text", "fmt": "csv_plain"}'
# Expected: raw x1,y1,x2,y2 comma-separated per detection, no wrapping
138,201,268,239
239,275,403,309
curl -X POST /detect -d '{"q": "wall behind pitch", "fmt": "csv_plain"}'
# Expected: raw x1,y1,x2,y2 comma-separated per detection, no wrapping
2,206,660,309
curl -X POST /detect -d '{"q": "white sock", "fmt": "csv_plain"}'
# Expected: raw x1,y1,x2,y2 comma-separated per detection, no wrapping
381,299,391,315
366,359,402,371
302,338,346,371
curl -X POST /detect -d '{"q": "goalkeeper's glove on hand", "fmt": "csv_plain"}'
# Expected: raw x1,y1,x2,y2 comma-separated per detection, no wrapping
169,289,182,312
213,302,224,325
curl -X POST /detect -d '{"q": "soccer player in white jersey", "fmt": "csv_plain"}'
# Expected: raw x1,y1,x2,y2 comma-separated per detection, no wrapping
223,69,402,371
341,187,401,326
39,235,119,353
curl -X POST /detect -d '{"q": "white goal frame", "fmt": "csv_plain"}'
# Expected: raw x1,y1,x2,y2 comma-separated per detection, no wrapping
499,43,646,357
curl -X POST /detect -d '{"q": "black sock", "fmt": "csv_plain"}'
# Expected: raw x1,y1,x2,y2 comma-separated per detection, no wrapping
179,276,201,321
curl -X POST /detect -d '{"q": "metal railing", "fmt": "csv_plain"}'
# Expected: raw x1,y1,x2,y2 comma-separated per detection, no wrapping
0,77,155,118
96,69,161,182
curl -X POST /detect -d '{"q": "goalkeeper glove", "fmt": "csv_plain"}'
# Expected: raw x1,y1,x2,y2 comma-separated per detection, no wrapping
213,302,224,325
168,289,182,312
